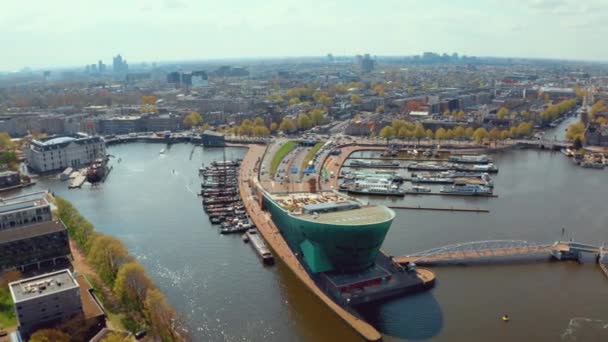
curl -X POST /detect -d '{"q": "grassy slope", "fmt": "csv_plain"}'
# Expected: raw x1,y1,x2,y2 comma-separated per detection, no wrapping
0,287,16,329
271,141,297,177
301,142,324,171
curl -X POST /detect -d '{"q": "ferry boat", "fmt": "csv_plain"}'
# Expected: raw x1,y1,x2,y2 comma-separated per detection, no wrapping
407,162,450,171
347,185,405,197
581,161,605,169
261,190,432,306
349,159,400,168
454,163,499,173
407,185,431,193
449,154,491,164
409,173,453,184
245,229,275,265
440,184,493,196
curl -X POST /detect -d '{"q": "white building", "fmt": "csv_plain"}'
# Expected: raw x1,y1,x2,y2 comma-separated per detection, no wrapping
25,133,105,173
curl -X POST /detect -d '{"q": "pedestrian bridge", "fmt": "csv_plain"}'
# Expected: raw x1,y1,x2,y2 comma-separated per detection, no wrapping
394,240,601,266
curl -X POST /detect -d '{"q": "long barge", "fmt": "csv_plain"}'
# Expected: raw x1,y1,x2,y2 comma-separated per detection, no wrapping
239,145,435,341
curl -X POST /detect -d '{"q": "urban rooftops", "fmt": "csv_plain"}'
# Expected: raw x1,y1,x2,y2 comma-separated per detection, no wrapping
9,269,79,303
0,192,49,215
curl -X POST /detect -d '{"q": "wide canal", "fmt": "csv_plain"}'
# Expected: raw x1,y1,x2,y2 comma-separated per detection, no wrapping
13,136,608,341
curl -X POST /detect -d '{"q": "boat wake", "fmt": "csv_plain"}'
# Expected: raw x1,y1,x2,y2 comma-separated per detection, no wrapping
561,317,608,341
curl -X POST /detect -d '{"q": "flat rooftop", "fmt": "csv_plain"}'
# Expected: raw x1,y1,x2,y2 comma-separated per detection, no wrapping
270,191,394,225
299,205,393,225
0,220,66,244
0,195,49,215
10,269,79,303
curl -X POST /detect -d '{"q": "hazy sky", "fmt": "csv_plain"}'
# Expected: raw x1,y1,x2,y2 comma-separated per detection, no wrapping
1,0,607,71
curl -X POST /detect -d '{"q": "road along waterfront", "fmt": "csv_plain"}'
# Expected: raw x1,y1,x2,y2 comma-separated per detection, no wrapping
10,142,608,342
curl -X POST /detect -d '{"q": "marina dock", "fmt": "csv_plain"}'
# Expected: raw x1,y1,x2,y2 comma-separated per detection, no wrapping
388,205,489,213
405,191,497,198
68,172,87,189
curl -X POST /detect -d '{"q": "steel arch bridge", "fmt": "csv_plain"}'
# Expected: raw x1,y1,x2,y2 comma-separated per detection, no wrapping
394,240,553,265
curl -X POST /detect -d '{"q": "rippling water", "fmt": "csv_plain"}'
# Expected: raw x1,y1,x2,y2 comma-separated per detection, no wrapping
14,137,608,342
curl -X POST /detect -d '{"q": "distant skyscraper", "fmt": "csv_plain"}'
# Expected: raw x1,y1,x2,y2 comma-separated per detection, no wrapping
359,54,375,73
98,60,106,73
112,54,128,74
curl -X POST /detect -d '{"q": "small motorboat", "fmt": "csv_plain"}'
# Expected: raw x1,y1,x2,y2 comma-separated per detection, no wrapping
502,315,510,322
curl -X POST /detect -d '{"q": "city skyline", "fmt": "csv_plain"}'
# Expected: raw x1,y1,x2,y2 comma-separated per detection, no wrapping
2,0,608,71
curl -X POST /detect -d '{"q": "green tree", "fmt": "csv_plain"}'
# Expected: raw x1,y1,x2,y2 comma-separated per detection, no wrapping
114,262,154,309
351,94,362,104
375,105,385,113
425,129,434,139
29,329,70,342
253,117,265,127
183,111,203,128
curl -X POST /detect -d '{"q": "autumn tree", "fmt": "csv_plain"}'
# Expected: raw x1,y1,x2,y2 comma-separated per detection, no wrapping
101,332,131,342
473,127,489,143
0,133,13,150
114,262,155,309
279,118,297,133
566,122,585,141
297,113,312,130
88,234,131,285
29,329,70,342
452,126,465,140
496,107,509,119
489,128,501,146
464,127,475,140
413,123,426,143
183,111,203,128
375,105,385,113
435,128,447,141
379,126,395,143
269,122,278,132
310,109,326,126
351,94,362,104
145,288,181,342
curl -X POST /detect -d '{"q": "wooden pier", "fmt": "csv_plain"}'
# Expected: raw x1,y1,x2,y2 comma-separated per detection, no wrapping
405,191,498,198
388,205,489,213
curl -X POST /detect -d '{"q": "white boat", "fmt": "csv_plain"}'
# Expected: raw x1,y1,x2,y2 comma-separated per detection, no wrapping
159,148,166,154
408,186,431,193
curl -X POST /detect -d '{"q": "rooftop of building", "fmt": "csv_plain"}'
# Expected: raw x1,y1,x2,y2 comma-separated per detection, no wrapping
0,219,66,244
31,133,102,148
202,130,224,137
0,192,49,215
269,191,394,225
9,269,79,303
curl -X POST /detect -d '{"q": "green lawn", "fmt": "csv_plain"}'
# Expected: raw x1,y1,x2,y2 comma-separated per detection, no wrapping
0,287,17,329
301,142,324,172
271,140,297,177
